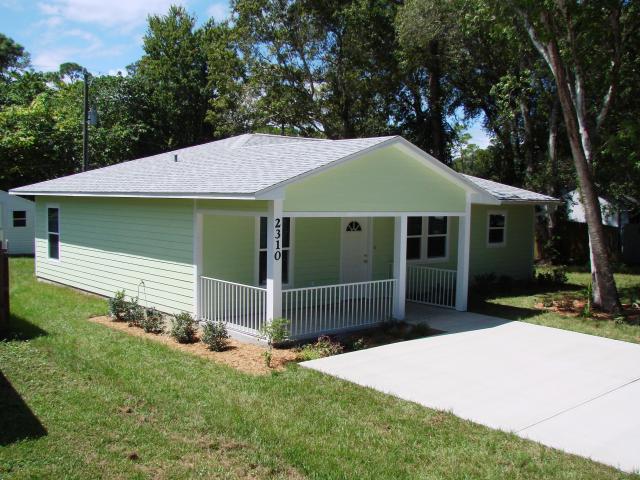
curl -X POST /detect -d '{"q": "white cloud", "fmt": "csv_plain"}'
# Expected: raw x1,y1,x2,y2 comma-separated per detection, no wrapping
36,0,186,31
207,2,229,22
107,67,128,76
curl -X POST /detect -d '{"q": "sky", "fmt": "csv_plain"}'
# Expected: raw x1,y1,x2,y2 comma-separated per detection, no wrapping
0,0,491,147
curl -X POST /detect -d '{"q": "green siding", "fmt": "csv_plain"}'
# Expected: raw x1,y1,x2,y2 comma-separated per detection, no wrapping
283,145,467,213
35,196,195,314
469,204,535,280
293,218,341,287
372,217,394,279
197,199,268,213
202,215,256,285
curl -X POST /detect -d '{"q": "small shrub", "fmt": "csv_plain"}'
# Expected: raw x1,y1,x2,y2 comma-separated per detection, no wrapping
581,282,593,318
201,320,229,352
297,335,344,361
351,337,368,351
536,267,568,286
262,349,272,368
108,290,128,322
259,318,290,347
124,297,145,327
170,312,198,344
140,307,164,334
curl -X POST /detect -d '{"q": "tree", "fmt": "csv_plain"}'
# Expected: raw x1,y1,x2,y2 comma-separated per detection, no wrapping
136,6,211,149
0,33,27,75
507,0,633,313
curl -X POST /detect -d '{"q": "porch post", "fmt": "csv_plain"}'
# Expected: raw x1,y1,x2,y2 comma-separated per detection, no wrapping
266,199,283,321
456,195,471,311
393,215,407,320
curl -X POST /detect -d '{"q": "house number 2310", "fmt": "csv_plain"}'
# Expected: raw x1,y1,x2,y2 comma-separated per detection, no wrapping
273,217,282,261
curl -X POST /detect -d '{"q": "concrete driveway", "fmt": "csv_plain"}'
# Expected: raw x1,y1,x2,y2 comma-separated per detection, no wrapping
302,305,640,473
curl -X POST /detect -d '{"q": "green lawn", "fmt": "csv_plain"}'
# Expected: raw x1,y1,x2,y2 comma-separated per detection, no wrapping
471,268,640,344
1,258,638,479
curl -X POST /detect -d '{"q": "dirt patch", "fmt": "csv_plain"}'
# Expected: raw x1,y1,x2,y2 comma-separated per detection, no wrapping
89,316,299,375
534,298,640,323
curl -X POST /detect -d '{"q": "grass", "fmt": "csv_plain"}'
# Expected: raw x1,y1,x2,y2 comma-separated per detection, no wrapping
471,267,640,344
1,258,638,479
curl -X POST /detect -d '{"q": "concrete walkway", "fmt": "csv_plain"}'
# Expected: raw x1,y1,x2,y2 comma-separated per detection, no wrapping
302,304,640,473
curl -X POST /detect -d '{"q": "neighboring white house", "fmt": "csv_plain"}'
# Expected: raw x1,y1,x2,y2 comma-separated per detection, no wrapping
565,189,637,228
0,190,35,255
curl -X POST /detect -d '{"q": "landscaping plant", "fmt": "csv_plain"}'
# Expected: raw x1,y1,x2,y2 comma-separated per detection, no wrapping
296,335,344,361
108,290,128,322
124,297,145,327
201,320,229,351
140,307,164,334
170,311,198,343
259,318,290,367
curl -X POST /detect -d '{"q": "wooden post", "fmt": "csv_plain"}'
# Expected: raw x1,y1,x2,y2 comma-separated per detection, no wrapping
0,241,9,335
266,199,283,321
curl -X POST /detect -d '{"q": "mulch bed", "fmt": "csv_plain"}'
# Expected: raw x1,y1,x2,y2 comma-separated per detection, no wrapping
90,316,299,375
534,298,640,323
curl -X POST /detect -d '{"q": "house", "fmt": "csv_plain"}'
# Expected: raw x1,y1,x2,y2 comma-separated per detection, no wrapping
0,190,35,255
565,189,640,264
11,134,558,340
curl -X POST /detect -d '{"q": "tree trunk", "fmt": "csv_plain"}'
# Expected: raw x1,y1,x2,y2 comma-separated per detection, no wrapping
428,40,446,163
543,32,621,314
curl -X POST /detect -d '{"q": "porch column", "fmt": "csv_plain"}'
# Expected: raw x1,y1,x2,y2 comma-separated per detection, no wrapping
266,199,283,321
393,215,407,320
456,197,471,311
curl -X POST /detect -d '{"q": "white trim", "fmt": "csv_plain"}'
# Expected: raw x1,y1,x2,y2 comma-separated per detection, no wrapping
284,211,466,218
339,217,373,284
256,215,294,288
265,199,283,321
193,201,203,318
455,194,471,311
487,210,508,248
198,209,266,217
45,203,61,262
393,216,408,320
11,191,258,200
405,216,450,264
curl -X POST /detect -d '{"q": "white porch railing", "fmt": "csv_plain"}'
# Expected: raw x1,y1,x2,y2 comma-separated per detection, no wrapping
199,276,267,336
282,279,396,339
406,265,457,308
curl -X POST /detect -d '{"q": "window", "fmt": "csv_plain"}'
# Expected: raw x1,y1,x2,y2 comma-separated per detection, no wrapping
259,216,291,285
487,212,506,246
426,216,447,259
406,216,422,260
47,207,60,259
12,210,26,228
407,216,449,260
345,221,362,232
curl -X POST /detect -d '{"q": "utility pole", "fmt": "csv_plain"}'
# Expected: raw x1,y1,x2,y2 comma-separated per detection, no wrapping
82,68,89,172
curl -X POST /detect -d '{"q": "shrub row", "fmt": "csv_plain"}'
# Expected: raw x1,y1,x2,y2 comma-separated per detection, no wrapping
108,290,229,351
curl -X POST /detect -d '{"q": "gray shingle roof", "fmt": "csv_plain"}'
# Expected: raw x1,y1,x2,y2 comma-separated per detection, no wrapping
12,134,394,196
12,133,558,204
462,174,559,203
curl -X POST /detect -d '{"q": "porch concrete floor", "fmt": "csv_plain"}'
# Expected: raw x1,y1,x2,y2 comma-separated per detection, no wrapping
302,303,640,473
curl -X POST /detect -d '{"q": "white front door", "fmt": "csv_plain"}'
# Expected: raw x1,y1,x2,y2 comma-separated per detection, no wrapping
341,217,370,283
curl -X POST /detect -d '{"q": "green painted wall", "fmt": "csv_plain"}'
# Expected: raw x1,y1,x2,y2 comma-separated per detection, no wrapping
372,217,394,279
197,199,268,213
283,145,467,212
469,204,535,280
292,218,341,287
202,215,256,285
35,196,195,314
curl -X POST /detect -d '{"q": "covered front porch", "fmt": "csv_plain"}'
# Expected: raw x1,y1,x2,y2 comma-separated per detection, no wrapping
194,204,471,340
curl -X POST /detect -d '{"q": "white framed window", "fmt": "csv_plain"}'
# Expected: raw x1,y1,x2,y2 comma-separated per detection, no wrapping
47,206,60,259
407,216,448,261
426,216,447,259
406,216,422,260
487,211,507,247
12,210,26,228
258,216,292,286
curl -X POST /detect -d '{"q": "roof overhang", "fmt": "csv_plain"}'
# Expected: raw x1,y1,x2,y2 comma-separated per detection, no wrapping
8,190,261,200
